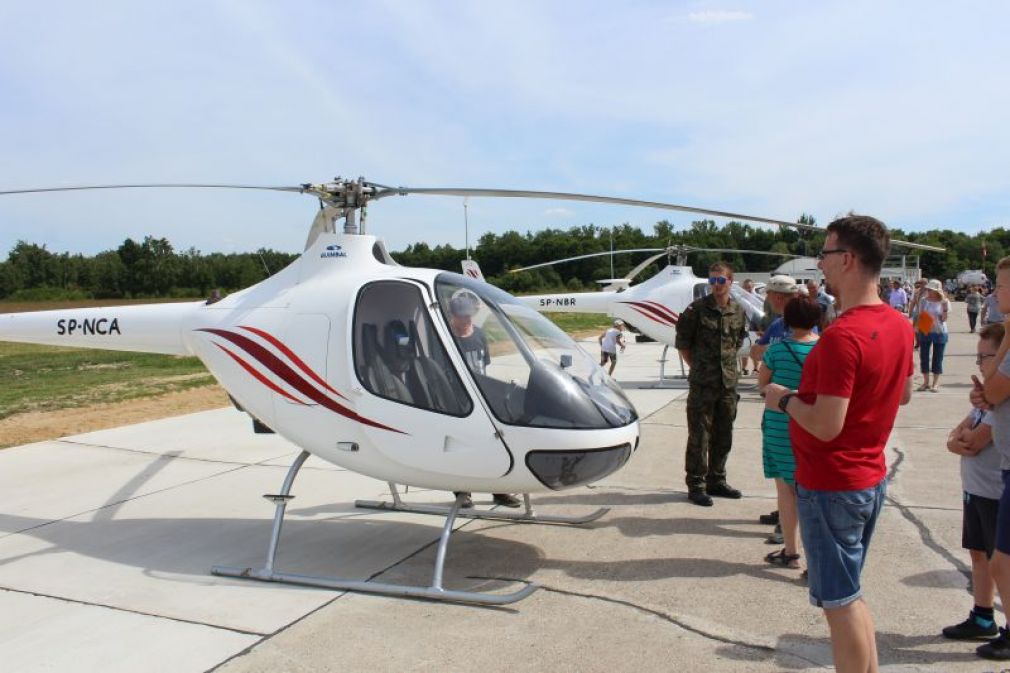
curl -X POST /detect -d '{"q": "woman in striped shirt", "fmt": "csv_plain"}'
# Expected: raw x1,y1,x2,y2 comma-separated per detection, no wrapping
757,296,821,570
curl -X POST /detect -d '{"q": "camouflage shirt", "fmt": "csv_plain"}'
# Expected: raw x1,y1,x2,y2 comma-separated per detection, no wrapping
674,293,748,389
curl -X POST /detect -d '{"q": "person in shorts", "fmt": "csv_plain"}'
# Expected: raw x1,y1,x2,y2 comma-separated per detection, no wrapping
942,323,1004,641
764,215,913,673
969,256,1010,660
757,295,820,570
598,319,626,375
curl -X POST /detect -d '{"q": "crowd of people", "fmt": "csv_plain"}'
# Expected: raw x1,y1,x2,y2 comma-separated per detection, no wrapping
674,215,1010,670
446,215,1005,670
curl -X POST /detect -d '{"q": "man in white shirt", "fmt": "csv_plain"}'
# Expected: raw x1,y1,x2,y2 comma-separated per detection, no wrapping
599,319,627,375
888,280,908,312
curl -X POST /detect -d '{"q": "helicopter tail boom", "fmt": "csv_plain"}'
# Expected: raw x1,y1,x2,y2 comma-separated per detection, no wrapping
0,302,203,355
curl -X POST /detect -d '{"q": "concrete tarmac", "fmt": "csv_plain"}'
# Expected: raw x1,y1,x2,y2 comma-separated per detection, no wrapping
0,308,1000,672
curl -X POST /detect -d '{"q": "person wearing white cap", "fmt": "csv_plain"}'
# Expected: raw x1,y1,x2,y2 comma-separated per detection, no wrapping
598,319,626,375
751,275,803,365
914,279,950,391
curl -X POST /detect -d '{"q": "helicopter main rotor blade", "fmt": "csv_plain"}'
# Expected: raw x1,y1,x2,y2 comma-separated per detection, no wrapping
0,183,308,196
368,184,945,253
508,248,666,273
369,184,823,229
510,245,802,274
624,251,671,282
687,247,802,259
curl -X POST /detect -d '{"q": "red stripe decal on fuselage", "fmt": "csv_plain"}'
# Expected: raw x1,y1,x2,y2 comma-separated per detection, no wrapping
640,300,679,324
198,328,405,434
214,343,308,405
626,306,672,327
620,301,674,326
238,325,347,399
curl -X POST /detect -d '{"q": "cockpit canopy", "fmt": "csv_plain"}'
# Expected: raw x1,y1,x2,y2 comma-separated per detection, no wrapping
434,273,637,429
351,274,636,430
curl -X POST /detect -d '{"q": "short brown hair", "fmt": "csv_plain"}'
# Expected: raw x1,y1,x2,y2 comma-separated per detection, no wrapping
980,323,1005,346
709,261,734,279
825,214,890,275
783,296,821,330
996,256,1010,273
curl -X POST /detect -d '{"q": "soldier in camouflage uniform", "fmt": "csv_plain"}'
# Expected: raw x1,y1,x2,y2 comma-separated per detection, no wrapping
675,261,749,506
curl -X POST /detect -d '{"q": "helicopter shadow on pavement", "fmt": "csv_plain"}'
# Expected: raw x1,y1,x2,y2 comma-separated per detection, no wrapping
616,379,690,390
0,510,544,593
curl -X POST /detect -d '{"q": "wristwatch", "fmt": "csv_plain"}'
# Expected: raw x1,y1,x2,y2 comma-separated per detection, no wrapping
778,392,796,414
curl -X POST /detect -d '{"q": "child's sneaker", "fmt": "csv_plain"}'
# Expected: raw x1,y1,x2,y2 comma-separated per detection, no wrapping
943,611,998,640
977,627,1010,659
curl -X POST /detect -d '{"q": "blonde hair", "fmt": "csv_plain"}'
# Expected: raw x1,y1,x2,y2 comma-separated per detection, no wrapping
997,256,1010,273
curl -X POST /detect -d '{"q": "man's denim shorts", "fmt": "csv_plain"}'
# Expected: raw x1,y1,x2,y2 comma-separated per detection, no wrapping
796,479,887,609
996,470,1010,555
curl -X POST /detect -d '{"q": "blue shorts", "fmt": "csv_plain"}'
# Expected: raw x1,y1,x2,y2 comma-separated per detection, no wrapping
996,471,1010,555
796,480,887,609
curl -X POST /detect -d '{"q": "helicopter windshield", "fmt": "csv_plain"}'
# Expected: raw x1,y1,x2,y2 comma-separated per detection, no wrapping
435,274,636,429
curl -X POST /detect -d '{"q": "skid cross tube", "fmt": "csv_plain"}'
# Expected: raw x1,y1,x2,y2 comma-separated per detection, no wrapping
212,452,537,605
355,484,610,525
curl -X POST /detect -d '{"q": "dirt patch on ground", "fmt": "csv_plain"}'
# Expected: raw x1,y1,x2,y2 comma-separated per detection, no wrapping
0,384,230,448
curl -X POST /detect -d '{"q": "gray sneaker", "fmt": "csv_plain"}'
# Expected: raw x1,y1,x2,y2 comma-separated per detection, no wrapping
765,523,784,545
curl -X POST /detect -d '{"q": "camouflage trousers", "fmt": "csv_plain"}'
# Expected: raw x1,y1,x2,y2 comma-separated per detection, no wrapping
684,384,739,491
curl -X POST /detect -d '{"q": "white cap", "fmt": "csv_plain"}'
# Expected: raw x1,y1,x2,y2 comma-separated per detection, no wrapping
766,275,798,294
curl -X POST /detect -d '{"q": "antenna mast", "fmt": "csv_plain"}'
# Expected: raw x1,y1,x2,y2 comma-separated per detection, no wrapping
464,197,471,261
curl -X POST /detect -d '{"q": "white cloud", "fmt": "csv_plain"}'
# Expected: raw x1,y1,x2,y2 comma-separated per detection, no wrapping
687,10,754,24
544,207,574,218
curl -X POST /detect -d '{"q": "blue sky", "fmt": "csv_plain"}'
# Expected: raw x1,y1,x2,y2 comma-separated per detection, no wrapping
1,1,1008,255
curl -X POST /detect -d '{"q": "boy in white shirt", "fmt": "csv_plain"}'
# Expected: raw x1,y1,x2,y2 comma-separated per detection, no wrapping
943,324,1004,641
599,319,626,375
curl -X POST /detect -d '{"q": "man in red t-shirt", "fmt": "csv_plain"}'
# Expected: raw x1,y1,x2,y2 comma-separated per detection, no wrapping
765,215,913,673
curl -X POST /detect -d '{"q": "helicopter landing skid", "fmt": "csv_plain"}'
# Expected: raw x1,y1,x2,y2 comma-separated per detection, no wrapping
212,451,537,606
355,484,610,526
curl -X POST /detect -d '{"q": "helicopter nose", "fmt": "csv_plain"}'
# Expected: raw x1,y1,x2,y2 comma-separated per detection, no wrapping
525,442,635,490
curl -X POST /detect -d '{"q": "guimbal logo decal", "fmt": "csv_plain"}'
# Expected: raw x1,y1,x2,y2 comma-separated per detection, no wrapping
320,244,347,259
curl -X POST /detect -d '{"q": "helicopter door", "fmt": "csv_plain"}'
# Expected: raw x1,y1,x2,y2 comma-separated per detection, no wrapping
351,280,511,479
277,313,330,409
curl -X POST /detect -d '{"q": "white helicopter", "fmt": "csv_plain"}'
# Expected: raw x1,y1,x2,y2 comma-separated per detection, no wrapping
0,178,942,605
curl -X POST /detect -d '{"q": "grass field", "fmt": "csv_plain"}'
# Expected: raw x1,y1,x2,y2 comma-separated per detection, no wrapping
1,298,216,420
0,341,214,420
541,312,613,335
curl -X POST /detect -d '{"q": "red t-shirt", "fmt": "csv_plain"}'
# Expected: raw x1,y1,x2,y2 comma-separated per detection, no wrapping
792,303,914,490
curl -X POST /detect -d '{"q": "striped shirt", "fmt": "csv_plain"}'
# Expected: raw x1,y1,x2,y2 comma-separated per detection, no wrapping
762,338,818,482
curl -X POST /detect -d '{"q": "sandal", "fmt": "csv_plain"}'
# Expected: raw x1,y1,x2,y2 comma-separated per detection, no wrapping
765,548,801,569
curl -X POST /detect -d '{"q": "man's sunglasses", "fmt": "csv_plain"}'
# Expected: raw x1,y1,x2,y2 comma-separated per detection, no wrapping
708,277,728,285
816,248,848,261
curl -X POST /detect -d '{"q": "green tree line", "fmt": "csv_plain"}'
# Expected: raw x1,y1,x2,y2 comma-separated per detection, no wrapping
0,219,1001,300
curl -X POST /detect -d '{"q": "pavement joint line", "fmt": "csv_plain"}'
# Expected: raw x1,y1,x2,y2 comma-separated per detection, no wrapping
885,443,972,583
0,584,266,637
53,439,311,469
0,449,308,541
0,462,251,540
207,506,500,672
468,575,829,667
